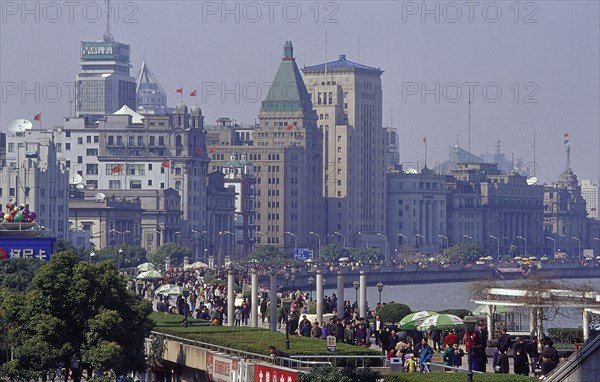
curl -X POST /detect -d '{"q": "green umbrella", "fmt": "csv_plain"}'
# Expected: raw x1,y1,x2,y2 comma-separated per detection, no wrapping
155,283,177,296
136,270,163,280
417,314,463,331
398,310,438,330
137,262,156,273
163,285,185,296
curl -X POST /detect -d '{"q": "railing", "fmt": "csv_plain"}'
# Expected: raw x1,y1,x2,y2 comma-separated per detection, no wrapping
291,354,385,369
151,331,332,369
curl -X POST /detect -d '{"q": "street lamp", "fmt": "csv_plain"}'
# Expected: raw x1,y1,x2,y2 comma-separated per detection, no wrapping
376,281,384,304
192,230,207,263
546,236,556,260
416,234,425,250
517,235,527,257
462,234,473,243
353,280,360,307
463,315,477,382
117,249,123,271
571,236,581,262
376,232,388,263
334,231,346,247
438,234,448,252
284,231,297,258
358,231,369,248
309,231,321,262
308,276,315,301
110,229,130,245
490,235,500,262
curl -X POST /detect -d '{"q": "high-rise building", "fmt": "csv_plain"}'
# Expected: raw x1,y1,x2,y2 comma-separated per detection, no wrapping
580,180,599,219
76,30,136,123
302,54,387,247
135,61,169,115
207,41,324,257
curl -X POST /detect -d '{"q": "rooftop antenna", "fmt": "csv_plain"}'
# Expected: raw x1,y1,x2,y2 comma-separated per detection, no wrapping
468,89,472,153
103,0,114,42
357,35,360,63
325,32,328,83
533,130,537,176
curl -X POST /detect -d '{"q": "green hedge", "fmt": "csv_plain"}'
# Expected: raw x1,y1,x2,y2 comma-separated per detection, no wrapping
384,373,537,382
547,328,583,344
150,313,381,358
378,303,411,323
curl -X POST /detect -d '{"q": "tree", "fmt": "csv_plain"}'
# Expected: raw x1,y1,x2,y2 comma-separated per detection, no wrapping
244,245,289,265
320,243,350,263
0,251,153,381
348,247,384,264
443,243,486,263
376,303,411,323
148,242,190,268
94,244,147,269
0,258,45,292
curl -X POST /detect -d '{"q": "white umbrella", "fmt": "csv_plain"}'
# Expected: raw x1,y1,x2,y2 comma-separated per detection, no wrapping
155,283,177,295
137,270,163,280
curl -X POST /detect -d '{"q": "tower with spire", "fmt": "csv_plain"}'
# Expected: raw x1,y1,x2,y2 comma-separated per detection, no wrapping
543,136,588,259
75,0,136,123
135,61,168,115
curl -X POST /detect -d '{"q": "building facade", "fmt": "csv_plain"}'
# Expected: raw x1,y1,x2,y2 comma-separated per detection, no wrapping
302,54,388,247
0,129,70,239
208,41,325,257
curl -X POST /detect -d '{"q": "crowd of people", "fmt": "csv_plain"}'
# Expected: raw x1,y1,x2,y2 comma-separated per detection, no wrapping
135,266,564,378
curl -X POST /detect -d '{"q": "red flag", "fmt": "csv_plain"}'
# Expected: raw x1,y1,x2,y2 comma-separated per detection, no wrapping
161,160,170,168
592,207,597,212
564,132,569,138
190,90,197,97
111,164,122,174
209,146,216,154
423,136,427,144
34,113,41,122
287,123,294,131
176,88,183,94
194,147,201,156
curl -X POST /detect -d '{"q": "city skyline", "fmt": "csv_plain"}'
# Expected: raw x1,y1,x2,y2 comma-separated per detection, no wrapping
1,1,598,184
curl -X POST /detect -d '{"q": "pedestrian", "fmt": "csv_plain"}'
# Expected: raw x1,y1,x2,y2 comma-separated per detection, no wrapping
442,342,454,371
513,337,530,375
539,354,557,377
419,338,433,372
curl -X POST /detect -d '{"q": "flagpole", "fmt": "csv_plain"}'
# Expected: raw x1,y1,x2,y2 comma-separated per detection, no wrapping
424,137,428,168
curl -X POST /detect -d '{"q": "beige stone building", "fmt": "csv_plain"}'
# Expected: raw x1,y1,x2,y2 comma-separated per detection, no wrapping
207,41,324,258
302,54,388,248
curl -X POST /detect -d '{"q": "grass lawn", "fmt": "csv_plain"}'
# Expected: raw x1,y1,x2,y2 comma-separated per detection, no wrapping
150,312,381,357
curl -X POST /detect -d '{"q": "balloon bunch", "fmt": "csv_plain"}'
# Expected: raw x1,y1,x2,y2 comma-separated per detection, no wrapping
0,203,37,223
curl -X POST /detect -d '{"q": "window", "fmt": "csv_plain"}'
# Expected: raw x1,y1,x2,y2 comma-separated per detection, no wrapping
86,148,98,156
78,137,83,144
86,164,98,175
130,180,142,189
7,143,14,153
109,180,121,189
86,136,92,143
77,156,83,164
108,136,114,145
149,136,155,146
66,143,71,150
94,136,99,143
148,163,153,171
175,181,182,190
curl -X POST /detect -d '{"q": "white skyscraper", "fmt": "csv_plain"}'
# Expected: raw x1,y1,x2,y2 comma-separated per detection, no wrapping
580,179,599,219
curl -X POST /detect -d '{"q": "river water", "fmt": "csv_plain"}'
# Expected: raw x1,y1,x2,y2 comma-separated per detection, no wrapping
323,277,599,329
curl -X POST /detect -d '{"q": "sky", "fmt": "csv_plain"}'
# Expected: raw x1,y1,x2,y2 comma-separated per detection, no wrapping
1,0,599,184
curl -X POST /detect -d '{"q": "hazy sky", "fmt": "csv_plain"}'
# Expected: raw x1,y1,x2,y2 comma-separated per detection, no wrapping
1,1,598,184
